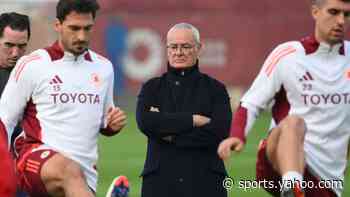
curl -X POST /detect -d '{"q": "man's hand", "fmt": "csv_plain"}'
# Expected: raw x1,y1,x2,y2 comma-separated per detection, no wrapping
106,107,127,133
192,114,211,127
217,137,244,160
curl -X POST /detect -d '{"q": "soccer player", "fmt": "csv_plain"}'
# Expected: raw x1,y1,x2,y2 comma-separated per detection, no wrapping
218,0,350,196
0,0,127,196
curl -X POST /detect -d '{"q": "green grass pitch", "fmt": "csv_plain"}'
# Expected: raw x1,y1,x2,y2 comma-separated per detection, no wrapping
96,112,349,197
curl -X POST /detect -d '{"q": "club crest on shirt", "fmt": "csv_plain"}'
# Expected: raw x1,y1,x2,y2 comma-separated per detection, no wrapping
345,68,350,80
40,150,51,159
91,73,102,88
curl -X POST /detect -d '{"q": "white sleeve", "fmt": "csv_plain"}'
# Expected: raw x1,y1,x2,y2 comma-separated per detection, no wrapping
0,55,37,143
241,44,295,111
239,44,296,137
101,65,115,129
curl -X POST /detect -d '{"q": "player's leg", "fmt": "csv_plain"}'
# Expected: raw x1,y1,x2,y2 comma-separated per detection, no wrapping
257,115,338,197
265,115,306,196
266,115,305,175
16,148,94,197
41,153,94,197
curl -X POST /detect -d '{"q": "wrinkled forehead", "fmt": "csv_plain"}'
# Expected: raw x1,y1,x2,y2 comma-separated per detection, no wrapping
0,26,28,44
167,28,196,44
319,0,350,11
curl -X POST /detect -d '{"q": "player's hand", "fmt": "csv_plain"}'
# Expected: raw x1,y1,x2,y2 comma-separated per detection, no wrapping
193,114,211,127
217,137,244,160
106,107,127,133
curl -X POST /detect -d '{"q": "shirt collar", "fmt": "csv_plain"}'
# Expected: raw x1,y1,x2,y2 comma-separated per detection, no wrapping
300,35,344,55
45,41,93,62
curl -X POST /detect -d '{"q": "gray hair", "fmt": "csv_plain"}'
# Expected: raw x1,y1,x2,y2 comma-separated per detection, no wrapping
167,23,200,44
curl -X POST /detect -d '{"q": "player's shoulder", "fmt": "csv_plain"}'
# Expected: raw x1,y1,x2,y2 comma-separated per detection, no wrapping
88,50,113,67
18,49,48,64
12,49,48,81
265,41,304,65
15,49,49,71
262,41,303,76
272,41,304,56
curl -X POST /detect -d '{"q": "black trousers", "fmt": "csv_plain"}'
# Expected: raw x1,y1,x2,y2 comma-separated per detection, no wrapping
141,168,227,197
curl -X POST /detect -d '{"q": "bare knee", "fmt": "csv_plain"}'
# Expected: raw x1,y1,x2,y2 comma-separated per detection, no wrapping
266,116,305,163
279,115,306,141
41,154,86,195
62,160,85,181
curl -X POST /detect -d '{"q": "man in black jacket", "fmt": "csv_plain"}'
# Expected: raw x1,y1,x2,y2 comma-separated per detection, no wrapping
137,23,232,197
0,12,30,197
0,12,30,149
0,12,30,96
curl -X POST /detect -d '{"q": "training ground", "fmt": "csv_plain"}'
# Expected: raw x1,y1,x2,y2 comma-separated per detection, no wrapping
96,112,350,197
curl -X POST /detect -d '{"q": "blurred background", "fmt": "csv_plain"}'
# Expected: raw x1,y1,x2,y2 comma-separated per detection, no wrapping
1,0,348,196
0,0,315,105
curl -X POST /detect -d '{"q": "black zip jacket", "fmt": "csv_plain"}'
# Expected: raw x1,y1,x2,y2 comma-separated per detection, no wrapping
136,61,232,197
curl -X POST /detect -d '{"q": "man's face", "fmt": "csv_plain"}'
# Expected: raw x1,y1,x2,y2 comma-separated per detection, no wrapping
0,26,28,67
312,0,350,45
55,11,94,56
167,28,201,68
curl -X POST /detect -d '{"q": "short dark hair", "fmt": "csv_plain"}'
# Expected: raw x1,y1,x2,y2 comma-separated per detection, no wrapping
0,12,30,40
56,0,100,22
311,0,350,6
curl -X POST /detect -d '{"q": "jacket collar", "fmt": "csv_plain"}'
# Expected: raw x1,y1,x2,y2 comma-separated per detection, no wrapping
167,60,199,78
300,35,344,55
44,41,92,62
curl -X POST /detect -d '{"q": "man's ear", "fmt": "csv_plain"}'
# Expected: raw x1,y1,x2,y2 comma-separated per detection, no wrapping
311,5,319,20
54,18,61,32
197,42,203,55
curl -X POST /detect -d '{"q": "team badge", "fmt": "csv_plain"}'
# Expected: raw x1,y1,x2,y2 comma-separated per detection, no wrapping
345,69,350,80
40,150,51,159
91,73,102,88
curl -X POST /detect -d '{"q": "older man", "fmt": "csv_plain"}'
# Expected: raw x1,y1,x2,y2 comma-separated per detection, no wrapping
137,23,232,197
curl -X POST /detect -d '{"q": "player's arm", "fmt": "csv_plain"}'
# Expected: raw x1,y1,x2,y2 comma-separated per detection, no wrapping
173,84,232,149
100,107,127,136
100,65,127,136
136,79,193,139
218,44,293,160
0,55,37,147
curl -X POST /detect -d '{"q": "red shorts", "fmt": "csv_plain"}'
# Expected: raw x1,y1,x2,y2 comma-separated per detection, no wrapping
15,143,57,197
256,139,337,197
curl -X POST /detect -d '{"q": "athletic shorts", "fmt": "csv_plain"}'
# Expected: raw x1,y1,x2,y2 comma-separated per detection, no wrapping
15,141,57,197
256,139,337,197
